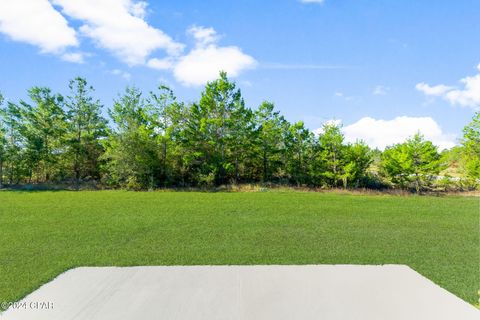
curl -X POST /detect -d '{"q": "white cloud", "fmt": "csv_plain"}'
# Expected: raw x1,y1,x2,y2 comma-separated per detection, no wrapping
415,83,453,96
173,47,256,86
147,57,174,70
416,63,480,109
128,1,148,19
111,69,131,80
61,52,85,63
171,26,256,86
0,0,78,53
341,116,456,150
333,91,357,101
0,2,255,85
188,25,219,48
373,85,389,96
300,0,325,4
52,0,184,65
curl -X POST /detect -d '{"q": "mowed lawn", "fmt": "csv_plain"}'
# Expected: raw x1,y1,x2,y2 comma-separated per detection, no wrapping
0,191,478,306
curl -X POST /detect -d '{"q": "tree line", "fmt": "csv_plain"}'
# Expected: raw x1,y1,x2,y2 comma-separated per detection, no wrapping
0,73,478,191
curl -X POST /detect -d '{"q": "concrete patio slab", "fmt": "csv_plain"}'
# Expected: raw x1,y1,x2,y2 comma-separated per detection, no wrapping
1,265,478,320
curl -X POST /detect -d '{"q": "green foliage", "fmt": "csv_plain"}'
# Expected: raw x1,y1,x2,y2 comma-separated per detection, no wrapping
460,112,480,186
381,133,443,192
19,87,66,182
253,101,288,182
0,74,475,190
65,77,107,185
342,141,373,188
147,85,185,186
285,121,314,185
0,92,5,187
194,71,252,184
436,175,456,192
0,101,24,184
317,123,345,186
314,124,372,188
103,87,160,189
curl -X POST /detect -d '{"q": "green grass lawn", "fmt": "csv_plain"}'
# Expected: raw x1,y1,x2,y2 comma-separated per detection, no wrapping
0,191,478,307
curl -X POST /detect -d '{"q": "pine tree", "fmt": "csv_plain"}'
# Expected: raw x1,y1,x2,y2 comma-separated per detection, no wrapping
65,77,107,187
381,133,443,192
317,123,345,187
20,87,66,182
103,87,160,189
254,101,287,182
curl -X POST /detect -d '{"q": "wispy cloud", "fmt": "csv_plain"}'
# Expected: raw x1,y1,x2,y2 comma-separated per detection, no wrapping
110,69,131,81
334,91,358,102
416,63,480,110
61,52,85,63
373,85,389,96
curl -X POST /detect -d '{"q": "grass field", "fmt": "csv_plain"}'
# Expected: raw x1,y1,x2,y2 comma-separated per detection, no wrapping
0,191,478,307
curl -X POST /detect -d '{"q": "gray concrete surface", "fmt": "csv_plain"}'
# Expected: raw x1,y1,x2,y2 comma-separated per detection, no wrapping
1,265,478,320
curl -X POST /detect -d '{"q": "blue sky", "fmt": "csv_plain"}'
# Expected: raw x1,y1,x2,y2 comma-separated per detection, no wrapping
0,0,479,149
